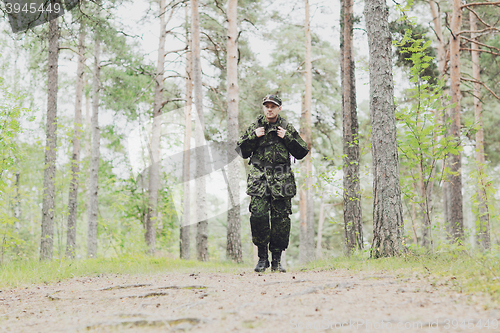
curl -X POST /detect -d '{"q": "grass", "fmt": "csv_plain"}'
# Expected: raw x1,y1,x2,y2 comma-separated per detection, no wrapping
0,255,244,288
304,249,500,303
1,250,499,305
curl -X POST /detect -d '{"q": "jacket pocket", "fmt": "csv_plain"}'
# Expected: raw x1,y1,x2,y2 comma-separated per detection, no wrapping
247,169,266,197
270,170,296,198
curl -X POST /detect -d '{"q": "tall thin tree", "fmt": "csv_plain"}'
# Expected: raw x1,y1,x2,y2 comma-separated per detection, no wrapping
364,0,405,257
87,2,102,258
341,0,362,253
40,13,59,260
470,10,490,249
429,0,451,237
66,20,86,258
448,0,464,242
299,0,314,264
191,0,208,261
226,0,242,262
145,0,168,254
181,1,193,260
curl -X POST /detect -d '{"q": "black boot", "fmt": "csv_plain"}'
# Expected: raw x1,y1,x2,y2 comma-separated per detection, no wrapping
254,246,270,272
271,251,286,272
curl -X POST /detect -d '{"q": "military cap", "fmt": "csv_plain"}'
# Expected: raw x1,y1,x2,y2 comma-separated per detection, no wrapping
262,94,282,107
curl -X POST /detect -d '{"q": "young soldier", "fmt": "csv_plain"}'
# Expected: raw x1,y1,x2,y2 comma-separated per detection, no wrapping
237,94,309,272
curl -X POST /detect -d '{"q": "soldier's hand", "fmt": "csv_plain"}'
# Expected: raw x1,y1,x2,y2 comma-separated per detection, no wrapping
277,126,287,138
255,127,265,137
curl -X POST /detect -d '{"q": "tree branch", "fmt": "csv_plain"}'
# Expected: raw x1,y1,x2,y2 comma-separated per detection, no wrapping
461,77,500,102
460,35,500,52
464,6,495,29
58,47,79,55
461,1,500,9
458,26,500,36
460,47,500,56
161,98,185,108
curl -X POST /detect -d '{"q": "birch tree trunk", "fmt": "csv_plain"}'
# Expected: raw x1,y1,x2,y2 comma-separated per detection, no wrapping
40,15,59,261
471,11,490,250
226,0,242,262
145,0,167,254
66,22,85,258
341,0,362,253
299,0,314,265
87,12,102,258
364,0,405,258
192,0,208,261
181,2,192,260
448,0,464,243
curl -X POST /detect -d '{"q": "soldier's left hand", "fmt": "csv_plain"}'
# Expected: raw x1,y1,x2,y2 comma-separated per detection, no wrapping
277,126,286,138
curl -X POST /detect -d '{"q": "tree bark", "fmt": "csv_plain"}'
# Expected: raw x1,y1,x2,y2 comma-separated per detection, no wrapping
341,0,362,254
316,200,325,259
448,0,464,243
87,11,102,258
192,0,208,261
299,0,314,265
364,0,405,258
226,0,242,262
470,11,490,250
66,22,85,259
145,0,168,255
40,14,59,261
429,1,447,75
180,2,192,260
419,162,433,249
429,0,451,235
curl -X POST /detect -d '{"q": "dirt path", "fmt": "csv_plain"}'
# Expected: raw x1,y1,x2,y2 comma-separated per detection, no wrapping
0,268,498,332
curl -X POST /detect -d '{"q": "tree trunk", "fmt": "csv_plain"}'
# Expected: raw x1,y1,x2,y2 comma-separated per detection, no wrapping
316,200,325,259
470,11,490,250
145,0,167,255
419,162,433,249
364,0,405,258
428,1,447,75
448,0,464,243
40,15,59,261
192,0,208,261
299,0,314,265
226,0,242,262
87,12,101,258
410,183,418,245
341,0,362,254
66,22,85,259
180,2,192,260
429,0,451,235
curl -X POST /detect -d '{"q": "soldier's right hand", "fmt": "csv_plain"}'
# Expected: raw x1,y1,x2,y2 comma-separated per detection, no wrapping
255,127,265,137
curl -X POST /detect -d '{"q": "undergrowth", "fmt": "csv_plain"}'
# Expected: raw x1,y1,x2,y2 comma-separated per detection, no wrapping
306,249,500,303
1,250,499,307
0,255,243,288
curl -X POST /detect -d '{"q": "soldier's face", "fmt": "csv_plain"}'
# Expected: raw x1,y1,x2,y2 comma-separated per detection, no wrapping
263,102,281,123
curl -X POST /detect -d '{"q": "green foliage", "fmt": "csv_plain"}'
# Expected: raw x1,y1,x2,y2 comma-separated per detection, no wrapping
394,29,455,246
305,250,500,303
390,20,440,85
0,78,25,185
0,255,243,288
0,77,33,261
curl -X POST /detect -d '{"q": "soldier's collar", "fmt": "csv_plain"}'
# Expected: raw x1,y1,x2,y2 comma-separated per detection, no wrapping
259,114,282,125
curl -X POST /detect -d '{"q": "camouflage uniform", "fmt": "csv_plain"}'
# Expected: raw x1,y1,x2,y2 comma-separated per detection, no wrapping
237,114,309,253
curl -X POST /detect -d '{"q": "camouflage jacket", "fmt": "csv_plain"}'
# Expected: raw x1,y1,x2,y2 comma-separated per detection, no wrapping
237,115,309,198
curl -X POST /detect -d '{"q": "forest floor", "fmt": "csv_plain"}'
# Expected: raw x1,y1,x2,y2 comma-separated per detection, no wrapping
0,264,499,332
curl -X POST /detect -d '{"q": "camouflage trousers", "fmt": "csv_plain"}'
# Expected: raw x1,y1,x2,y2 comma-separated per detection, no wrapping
249,195,292,253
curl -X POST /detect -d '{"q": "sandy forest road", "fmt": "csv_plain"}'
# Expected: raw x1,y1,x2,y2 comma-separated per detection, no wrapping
0,269,499,332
